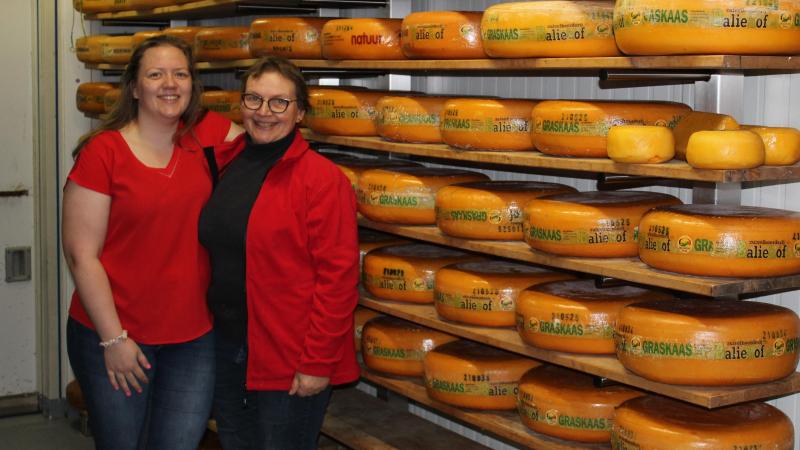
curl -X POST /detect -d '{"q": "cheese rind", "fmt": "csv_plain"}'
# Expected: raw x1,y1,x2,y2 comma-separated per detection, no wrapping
334,157,421,191
441,98,538,151
249,17,328,59
686,130,765,169
306,88,389,136
201,90,242,124
358,228,409,273
742,126,800,166
163,27,203,47
672,110,740,160
362,316,457,376
607,125,675,163
376,95,447,144
194,27,250,61
76,82,116,115
75,35,109,64
401,11,486,59
354,307,382,353
321,18,405,60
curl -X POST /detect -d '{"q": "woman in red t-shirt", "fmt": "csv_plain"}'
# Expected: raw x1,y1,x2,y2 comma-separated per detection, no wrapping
62,36,242,450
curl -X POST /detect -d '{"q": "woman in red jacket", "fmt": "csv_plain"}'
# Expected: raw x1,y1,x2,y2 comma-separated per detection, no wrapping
199,56,360,449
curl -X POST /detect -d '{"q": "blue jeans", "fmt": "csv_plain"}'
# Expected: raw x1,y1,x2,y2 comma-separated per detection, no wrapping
213,335,332,450
67,318,215,450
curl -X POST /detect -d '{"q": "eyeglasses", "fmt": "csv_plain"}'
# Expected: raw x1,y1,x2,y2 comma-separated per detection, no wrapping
241,93,296,113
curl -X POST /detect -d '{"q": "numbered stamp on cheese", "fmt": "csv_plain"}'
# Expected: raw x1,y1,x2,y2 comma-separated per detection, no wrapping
361,316,457,376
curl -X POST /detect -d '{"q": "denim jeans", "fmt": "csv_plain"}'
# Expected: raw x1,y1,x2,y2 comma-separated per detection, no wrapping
67,318,215,450
213,334,332,450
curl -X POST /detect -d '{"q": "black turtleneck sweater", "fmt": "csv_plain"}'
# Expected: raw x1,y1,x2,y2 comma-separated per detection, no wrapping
198,131,294,343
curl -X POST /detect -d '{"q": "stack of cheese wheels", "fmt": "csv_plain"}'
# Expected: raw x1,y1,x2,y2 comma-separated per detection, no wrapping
333,157,421,191
358,167,489,225
321,18,405,60
523,191,682,258
76,82,116,115
612,396,794,449
672,110,740,160
434,260,574,327
75,35,108,64
201,90,242,124
480,1,619,58
163,27,203,47
375,94,448,144
194,27,250,61
615,298,800,385
441,98,538,151
132,30,163,48
606,125,675,164
353,307,382,353
401,11,486,59
423,340,540,410
362,316,457,376
249,17,328,59
435,180,577,240
306,88,389,136
743,125,800,166
103,88,121,114
686,129,765,169
638,204,800,277
517,365,643,443
357,228,408,272
100,35,135,64
532,100,691,158
516,279,672,354
362,243,481,303
613,0,800,56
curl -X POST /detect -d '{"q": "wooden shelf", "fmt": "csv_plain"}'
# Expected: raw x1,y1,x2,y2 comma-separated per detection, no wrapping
360,294,800,409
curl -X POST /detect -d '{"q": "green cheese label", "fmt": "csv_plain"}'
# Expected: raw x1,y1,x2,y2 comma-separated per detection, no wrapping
482,12,614,43
441,117,530,134
525,224,636,245
639,224,800,260
427,377,518,397
362,270,433,292
615,331,799,360
434,290,515,312
615,2,798,31
516,313,614,340
306,104,375,121
377,107,439,127
359,189,434,210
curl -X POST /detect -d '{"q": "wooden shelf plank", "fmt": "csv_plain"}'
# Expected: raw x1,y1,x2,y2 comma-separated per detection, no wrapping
359,295,800,409
740,56,800,70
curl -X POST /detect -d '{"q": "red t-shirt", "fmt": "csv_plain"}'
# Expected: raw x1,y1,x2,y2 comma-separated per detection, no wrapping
67,111,232,344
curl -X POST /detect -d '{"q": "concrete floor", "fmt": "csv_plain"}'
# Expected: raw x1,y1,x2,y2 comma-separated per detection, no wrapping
0,413,94,450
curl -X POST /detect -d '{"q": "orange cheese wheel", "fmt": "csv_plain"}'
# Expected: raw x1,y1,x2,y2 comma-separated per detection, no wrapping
201,90,242,124
401,11,486,59
334,157,421,191
76,82,116,114
358,167,489,225
435,180,577,240
100,35,135,64
321,18,405,60
532,100,691,158
434,260,574,327
353,307,382,353
672,110,740,160
132,30,163,48
441,98,537,151
481,1,619,58
638,204,800,277
73,0,114,12
357,228,409,273
362,243,481,303
74,0,181,12
523,191,681,258
612,396,794,450
103,88,121,114
423,340,540,410
362,316,457,376
163,27,203,47
606,125,676,163
515,279,672,354
75,35,108,64
615,298,800,385
744,126,800,166
375,95,447,144
249,17,328,59
194,27,250,62
517,365,643,443
306,88,389,136
614,0,800,56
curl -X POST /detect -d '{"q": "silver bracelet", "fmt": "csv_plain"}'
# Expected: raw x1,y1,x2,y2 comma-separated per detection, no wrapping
99,330,128,348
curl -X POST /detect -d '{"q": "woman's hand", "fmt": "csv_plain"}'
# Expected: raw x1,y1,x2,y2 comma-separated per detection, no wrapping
289,372,330,397
103,339,150,396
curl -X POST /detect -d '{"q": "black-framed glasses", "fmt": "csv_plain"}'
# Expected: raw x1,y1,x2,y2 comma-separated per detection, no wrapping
241,93,296,113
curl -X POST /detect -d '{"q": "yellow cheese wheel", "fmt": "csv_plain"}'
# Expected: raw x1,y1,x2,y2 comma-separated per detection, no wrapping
515,279,672,354
194,27,250,62
615,298,800,385
353,307,382,353
132,30,163,48
357,228,409,273
306,88,390,136
201,90,242,124
435,180,577,240
441,98,538,151
638,204,800,277
423,340,540,410
334,157,421,191
76,82,116,115
612,396,794,450
401,11,486,59
358,167,489,225
362,243,482,303
434,260,574,327
607,125,675,163
517,365,643,443
75,35,108,64
103,88,121,114
375,95,447,144
686,130,765,169
614,0,800,56
73,0,114,12
163,27,203,47
362,316,457,376
532,100,691,158
523,191,682,257
321,18,405,60
249,17,328,59
481,1,619,58
672,110,740,160
742,126,800,166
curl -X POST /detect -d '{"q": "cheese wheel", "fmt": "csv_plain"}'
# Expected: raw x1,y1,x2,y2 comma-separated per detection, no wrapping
201,90,242,124
76,82,116,115
423,340,540,410
73,0,115,12
686,130,765,169
194,27,250,62
358,167,489,225
606,125,675,163
132,30,163,48
401,11,486,59
75,35,108,64
612,396,794,450
99,35,135,64
672,110,740,160
434,260,574,327
103,88,121,113
532,100,691,158
518,365,643,443
614,0,800,56
516,279,672,354
523,191,682,258
354,307,382,353
481,1,619,58
638,204,800,277
249,17,328,59
376,95,447,144
334,157,421,191
321,18,405,60
362,243,482,303
358,228,409,273
362,316,457,376
742,126,800,166
74,0,179,12
435,180,577,240
163,27,203,47
615,298,800,385
306,88,389,136
441,98,537,151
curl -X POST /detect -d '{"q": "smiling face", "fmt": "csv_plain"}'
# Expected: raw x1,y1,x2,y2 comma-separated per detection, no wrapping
133,45,192,123
241,71,305,144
